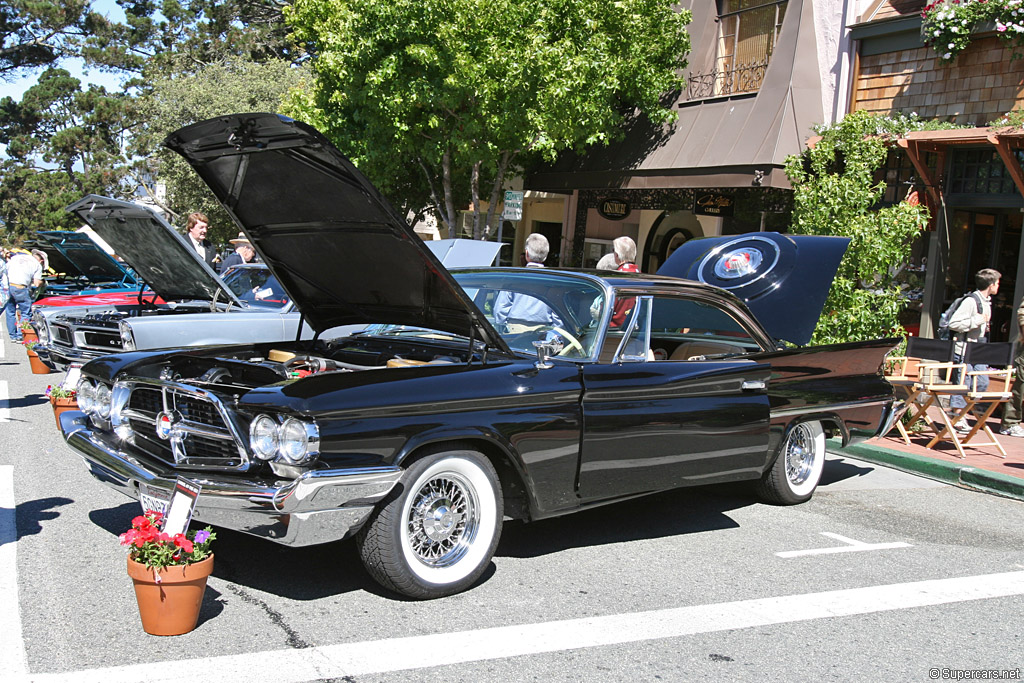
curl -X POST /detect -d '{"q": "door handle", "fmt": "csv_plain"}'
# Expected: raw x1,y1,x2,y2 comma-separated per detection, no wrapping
741,380,766,391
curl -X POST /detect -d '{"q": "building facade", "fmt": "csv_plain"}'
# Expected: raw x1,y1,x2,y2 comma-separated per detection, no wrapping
515,0,850,271
849,0,1024,341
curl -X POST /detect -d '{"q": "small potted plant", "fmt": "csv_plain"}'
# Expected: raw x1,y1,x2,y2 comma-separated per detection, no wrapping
121,510,217,636
46,385,77,427
24,341,51,374
19,320,37,344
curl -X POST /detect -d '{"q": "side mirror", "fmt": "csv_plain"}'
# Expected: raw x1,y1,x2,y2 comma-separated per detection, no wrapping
532,340,558,369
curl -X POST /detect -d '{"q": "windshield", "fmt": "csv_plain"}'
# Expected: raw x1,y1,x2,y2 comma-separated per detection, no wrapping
221,266,290,309
365,270,608,360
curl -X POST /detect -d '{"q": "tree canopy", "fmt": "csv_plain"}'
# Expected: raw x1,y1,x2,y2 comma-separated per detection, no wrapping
784,111,939,344
284,0,691,238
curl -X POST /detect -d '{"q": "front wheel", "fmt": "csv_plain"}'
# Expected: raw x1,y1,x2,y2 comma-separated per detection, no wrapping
755,421,826,505
356,450,503,599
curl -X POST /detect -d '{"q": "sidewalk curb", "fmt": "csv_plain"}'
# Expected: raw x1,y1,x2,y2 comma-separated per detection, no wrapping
829,439,1024,502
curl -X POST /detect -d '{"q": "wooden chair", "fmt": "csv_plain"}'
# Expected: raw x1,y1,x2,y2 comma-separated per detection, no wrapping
884,337,955,444
924,341,1016,458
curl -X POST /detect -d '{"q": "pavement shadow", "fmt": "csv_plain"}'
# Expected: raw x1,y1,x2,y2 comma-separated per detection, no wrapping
89,501,374,601
6,391,48,409
498,484,754,560
14,496,74,541
819,457,875,486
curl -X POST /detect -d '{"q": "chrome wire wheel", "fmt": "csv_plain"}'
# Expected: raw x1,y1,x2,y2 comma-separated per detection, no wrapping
357,450,503,599
756,420,826,505
785,423,816,487
406,473,480,569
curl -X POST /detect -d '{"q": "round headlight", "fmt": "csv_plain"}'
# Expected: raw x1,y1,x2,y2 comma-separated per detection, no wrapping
32,312,49,344
249,415,279,460
76,378,95,414
278,418,311,463
119,322,135,352
95,384,112,418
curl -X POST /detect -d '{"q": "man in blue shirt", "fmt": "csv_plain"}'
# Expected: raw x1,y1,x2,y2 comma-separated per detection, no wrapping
493,233,563,334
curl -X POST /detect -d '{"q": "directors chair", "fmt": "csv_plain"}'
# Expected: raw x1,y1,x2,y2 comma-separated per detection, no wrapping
924,341,1016,458
884,337,956,444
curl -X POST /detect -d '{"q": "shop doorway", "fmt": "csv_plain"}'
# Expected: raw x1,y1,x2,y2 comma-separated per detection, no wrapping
947,210,1022,342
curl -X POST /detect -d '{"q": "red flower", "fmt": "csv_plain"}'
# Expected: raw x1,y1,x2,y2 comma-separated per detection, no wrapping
172,534,194,553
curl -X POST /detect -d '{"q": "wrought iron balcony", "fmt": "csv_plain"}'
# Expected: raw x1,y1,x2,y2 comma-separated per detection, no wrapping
685,57,771,101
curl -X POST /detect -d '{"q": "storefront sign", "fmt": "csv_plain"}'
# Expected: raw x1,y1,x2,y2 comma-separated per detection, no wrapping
694,193,735,217
598,197,631,221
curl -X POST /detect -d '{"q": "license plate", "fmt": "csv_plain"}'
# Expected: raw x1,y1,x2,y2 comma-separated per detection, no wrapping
138,483,170,515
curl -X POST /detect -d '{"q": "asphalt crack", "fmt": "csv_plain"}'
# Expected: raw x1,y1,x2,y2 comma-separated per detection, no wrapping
223,583,311,649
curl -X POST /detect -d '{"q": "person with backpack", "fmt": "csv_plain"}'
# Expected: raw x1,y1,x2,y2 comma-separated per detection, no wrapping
944,268,1001,433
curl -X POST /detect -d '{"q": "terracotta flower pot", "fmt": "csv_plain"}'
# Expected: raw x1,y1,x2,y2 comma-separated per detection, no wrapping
50,395,77,428
21,330,38,344
27,352,51,374
127,554,213,636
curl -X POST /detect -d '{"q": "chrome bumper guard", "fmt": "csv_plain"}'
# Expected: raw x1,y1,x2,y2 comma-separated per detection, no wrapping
60,410,401,547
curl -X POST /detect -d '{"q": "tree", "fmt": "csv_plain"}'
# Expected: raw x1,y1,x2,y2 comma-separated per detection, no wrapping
129,58,309,243
0,67,136,236
81,0,300,80
0,0,99,81
284,0,691,238
784,111,942,345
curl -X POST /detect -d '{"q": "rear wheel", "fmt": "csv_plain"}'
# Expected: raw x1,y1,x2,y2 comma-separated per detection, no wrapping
356,450,503,599
756,421,826,505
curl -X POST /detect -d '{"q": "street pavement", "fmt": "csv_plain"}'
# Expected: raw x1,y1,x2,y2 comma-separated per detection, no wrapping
1,336,1022,682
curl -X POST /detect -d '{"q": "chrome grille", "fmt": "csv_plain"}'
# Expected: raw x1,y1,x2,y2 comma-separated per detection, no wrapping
81,329,122,350
113,381,249,471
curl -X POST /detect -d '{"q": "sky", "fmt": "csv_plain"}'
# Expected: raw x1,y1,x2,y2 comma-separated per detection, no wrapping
0,0,128,102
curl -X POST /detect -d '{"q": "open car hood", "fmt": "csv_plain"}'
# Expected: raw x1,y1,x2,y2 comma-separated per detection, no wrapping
37,230,139,285
66,196,243,307
163,113,507,351
657,233,850,346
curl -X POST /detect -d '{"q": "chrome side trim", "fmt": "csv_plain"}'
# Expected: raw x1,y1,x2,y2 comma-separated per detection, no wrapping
769,397,890,418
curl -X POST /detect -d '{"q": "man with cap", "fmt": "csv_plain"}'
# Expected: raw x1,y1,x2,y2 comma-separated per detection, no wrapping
220,232,257,271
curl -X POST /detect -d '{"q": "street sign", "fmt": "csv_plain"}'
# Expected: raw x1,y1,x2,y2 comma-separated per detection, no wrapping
502,191,523,221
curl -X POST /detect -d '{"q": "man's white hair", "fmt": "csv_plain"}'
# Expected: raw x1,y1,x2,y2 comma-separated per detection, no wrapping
613,236,636,264
524,233,550,264
595,253,618,270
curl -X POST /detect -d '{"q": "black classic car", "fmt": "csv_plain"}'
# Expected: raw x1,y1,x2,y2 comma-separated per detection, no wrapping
61,113,897,599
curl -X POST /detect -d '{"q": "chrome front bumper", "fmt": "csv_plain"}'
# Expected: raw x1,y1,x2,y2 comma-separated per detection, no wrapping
60,410,402,547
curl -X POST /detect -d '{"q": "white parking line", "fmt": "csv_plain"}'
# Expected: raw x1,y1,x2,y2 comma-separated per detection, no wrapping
776,531,913,558
17,569,1024,683
0,381,9,423
0,466,29,679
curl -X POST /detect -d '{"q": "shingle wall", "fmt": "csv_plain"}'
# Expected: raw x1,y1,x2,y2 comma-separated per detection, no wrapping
853,37,1024,124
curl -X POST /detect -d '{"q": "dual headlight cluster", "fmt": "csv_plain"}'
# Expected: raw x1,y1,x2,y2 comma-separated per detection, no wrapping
76,378,112,419
249,414,320,465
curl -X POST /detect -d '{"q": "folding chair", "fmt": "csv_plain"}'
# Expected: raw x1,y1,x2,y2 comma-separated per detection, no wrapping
884,337,955,444
924,341,1016,458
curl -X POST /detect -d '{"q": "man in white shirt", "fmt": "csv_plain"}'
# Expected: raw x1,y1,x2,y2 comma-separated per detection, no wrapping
4,249,44,342
184,212,218,271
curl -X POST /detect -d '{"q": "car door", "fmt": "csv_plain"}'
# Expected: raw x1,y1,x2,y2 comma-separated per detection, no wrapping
578,291,771,501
